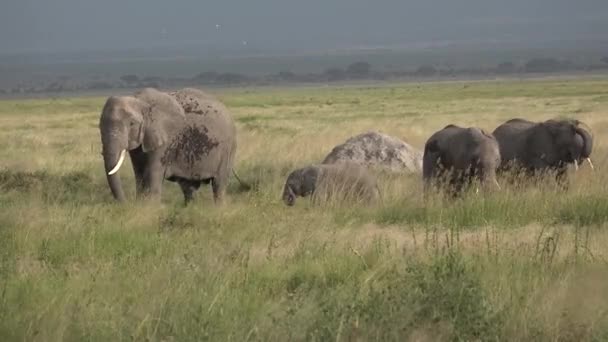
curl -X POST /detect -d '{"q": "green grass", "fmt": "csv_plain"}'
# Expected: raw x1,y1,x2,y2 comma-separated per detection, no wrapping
1,77,608,341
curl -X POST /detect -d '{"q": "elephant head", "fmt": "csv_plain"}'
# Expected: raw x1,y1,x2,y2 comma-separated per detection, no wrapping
570,120,594,169
98,88,185,201
474,132,502,192
532,119,594,171
282,167,319,206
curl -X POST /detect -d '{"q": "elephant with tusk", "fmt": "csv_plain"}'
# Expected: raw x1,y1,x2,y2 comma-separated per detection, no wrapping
492,118,594,188
99,87,247,205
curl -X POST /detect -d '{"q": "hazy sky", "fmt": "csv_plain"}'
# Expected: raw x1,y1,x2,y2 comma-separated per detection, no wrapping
1,0,607,54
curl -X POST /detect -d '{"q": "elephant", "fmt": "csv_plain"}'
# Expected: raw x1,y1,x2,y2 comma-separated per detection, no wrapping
99,87,241,205
423,124,502,197
492,118,594,187
282,163,381,206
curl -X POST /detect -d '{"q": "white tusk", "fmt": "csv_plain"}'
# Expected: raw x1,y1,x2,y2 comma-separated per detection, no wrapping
573,159,579,171
586,158,595,170
494,179,501,190
108,149,126,175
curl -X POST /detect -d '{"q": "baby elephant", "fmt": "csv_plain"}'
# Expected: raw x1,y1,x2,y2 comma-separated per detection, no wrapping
282,163,380,206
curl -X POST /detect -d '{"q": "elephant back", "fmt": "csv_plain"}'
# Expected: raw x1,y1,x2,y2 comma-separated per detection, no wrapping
170,88,236,142
467,127,498,145
161,88,237,181
493,118,534,139
134,88,186,118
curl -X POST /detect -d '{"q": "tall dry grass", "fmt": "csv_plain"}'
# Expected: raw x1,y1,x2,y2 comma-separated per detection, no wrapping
1,77,608,341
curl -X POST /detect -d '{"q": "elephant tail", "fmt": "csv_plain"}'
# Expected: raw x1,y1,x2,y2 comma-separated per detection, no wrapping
232,168,252,192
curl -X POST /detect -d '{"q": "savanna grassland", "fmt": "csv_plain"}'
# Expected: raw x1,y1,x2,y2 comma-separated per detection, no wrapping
1,78,608,341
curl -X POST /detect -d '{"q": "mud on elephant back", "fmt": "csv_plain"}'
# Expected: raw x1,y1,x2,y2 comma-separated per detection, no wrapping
492,118,594,189
99,87,249,206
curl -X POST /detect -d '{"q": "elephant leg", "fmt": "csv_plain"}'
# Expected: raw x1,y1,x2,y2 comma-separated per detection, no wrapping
555,167,569,191
422,178,433,203
428,166,448,198
142,151,165,201
178,179,201,206
423,153,440,199
422,169,437,202
450,178,462,198
507,167,526,189
129,146,147,198
443,169,456,198
211,175,228,205
450,171,468,198
211,155,233,205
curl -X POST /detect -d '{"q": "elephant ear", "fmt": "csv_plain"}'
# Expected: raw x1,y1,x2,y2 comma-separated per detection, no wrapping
524,122,559,165
545,120,577,142
134,88,186,152
573,120,594,158
298,167,320,196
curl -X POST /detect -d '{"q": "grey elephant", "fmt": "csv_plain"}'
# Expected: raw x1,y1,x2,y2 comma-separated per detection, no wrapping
423,124,501,197
282,163,381,206
492,118,594,187
99,87,240,205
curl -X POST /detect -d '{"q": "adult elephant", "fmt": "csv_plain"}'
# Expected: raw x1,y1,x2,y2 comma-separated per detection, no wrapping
492,118,594,186
423,124,501,197
99,87,239,205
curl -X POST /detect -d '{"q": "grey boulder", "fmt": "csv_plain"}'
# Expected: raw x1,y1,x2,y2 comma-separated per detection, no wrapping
322,131,423,173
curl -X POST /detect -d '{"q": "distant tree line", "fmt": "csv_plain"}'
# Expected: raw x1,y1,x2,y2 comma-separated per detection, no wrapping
4,57,608,95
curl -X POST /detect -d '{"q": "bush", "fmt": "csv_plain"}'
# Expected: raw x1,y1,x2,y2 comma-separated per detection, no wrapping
346,62,371,78
192,71,219,84
215,73,249,85
415,65,438,77
524,58,569,73
87,81,114,90
120,74,139,84
496,61,516,74
324,67,347,81
276,71,296,81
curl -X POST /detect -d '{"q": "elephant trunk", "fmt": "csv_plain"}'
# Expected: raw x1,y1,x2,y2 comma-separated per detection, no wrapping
575,126,593,169
103,149,127,202
575,126,593,159
482,178,501,192
480,168,501,192
282,184,296,206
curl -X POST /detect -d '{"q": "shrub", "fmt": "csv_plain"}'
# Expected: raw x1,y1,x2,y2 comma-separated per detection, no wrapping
120,74,139,84
524,58,569,73
346,62,371,78
496,61,516,74
415,65,438,77
324,67,347,81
